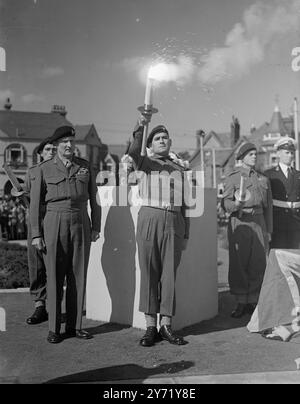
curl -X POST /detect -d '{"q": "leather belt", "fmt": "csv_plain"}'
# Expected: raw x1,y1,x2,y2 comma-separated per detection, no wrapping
142,204,181,213
273,200,300,209
232,207,263,217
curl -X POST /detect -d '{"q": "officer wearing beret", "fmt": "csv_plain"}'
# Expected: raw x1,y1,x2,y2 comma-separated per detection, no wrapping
12,138,56,325
264,137,300,249
222,142,273,318
128,116,189,347
29,126,101,343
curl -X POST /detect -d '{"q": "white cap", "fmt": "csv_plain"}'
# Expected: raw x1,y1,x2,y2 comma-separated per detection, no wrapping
274,136,297,151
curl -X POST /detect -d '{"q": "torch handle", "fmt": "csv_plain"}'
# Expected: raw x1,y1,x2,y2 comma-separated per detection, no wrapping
140,123,149,157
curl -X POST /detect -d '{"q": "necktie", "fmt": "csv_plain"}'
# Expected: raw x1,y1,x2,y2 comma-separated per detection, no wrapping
287,167,292,180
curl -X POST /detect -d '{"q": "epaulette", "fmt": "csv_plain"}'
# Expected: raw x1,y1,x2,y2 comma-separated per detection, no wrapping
74,156,89,165
37,158,51,166
228,169,240,176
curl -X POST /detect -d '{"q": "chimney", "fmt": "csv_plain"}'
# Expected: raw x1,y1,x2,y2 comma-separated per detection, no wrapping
4,97,12,110
51,104,67,117
250,124,256,134
230,116,240,147
196,129,205,150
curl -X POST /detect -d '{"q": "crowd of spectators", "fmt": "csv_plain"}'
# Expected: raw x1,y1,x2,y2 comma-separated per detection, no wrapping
0,194,27,240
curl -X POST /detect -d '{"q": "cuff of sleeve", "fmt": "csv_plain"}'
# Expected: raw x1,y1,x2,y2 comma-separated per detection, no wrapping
133,125,143,137
31,228,41,239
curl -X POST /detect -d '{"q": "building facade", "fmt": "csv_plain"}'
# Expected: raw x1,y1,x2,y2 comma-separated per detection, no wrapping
0,100,107,195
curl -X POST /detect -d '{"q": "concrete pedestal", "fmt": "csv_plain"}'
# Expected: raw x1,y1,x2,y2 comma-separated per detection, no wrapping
86,186,218,330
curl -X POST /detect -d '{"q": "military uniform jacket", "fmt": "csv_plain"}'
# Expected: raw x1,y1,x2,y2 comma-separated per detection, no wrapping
264,165,300,232
29,155,101,239
222,167,273,234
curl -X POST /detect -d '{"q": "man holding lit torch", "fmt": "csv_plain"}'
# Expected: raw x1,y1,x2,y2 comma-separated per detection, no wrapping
222,143,273,318
127,65,189,346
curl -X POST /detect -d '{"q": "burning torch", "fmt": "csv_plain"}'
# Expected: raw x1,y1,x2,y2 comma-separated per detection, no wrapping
137,66,158,156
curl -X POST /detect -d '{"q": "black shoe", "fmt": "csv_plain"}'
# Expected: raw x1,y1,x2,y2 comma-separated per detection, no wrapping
65,328,93,340
26,306,48,325
159,325,187,345
47,331,62,344
231,303,247,318
139,326,160,347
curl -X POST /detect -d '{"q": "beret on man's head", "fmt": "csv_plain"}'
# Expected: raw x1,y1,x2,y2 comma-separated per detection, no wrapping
274,136,296,151
147,125,169,147
50,125,75,143
36,137,53,155
236,142,257,160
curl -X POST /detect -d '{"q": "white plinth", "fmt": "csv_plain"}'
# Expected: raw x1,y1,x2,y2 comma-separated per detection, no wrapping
86,186,218,330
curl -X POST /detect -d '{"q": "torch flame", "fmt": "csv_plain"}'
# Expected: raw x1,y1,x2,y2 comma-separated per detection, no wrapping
148,63,170,81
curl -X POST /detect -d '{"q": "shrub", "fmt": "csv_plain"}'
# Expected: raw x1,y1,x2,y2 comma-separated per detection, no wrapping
0,242,29,288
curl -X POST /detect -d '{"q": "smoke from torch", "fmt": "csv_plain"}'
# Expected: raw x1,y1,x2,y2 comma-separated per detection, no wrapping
125,0,300,88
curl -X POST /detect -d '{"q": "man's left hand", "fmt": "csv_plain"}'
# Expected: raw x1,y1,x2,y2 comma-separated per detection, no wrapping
91,230,100,242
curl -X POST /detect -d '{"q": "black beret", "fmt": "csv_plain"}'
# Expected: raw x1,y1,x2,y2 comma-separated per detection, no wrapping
236,142,257,160
36,137,53,155
50,125,75,143
147,125,169,147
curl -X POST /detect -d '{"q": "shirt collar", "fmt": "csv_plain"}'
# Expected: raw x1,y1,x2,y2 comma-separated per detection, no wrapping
240,164,254,177
279,162,292,175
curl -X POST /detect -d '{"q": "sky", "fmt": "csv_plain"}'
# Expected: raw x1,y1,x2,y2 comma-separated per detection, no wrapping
0,0,300,151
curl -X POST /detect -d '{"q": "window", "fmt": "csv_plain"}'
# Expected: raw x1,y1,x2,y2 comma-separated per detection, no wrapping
74,147,81,157
263,133,281,141
270,153,278,167
4,144,27,167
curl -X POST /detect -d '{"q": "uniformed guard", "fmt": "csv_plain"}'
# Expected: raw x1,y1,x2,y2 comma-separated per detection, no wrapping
128,116,189,347
264,136,300,249
12,138,56,325
222,142,273,318
29,126,101,343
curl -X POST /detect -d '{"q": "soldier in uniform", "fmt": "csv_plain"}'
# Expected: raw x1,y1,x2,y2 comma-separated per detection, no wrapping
222,143,273,318
128,116,189,347
264,137,300,249
29,126,101,343
19,138,56,325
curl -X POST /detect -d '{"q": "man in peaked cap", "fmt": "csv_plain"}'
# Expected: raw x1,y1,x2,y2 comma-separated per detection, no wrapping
264,136,300,249
29,125,101,343
222,142,273,319
127,117,190,347
247,137,300,342
11,137,56,325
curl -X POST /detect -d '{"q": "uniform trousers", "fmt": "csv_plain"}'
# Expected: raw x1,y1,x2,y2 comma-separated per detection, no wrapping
43,207,91,334
228,212,268,304
137,206,185,317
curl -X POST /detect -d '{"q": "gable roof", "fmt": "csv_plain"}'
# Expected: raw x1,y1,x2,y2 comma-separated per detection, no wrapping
0,110,73,140
204,131,232,148
74,124,103,145
268,106,289,135
189,135,249,169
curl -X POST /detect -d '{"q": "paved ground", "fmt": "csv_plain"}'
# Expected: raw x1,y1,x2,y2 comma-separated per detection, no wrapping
1,289,300,384
1,236,300,384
